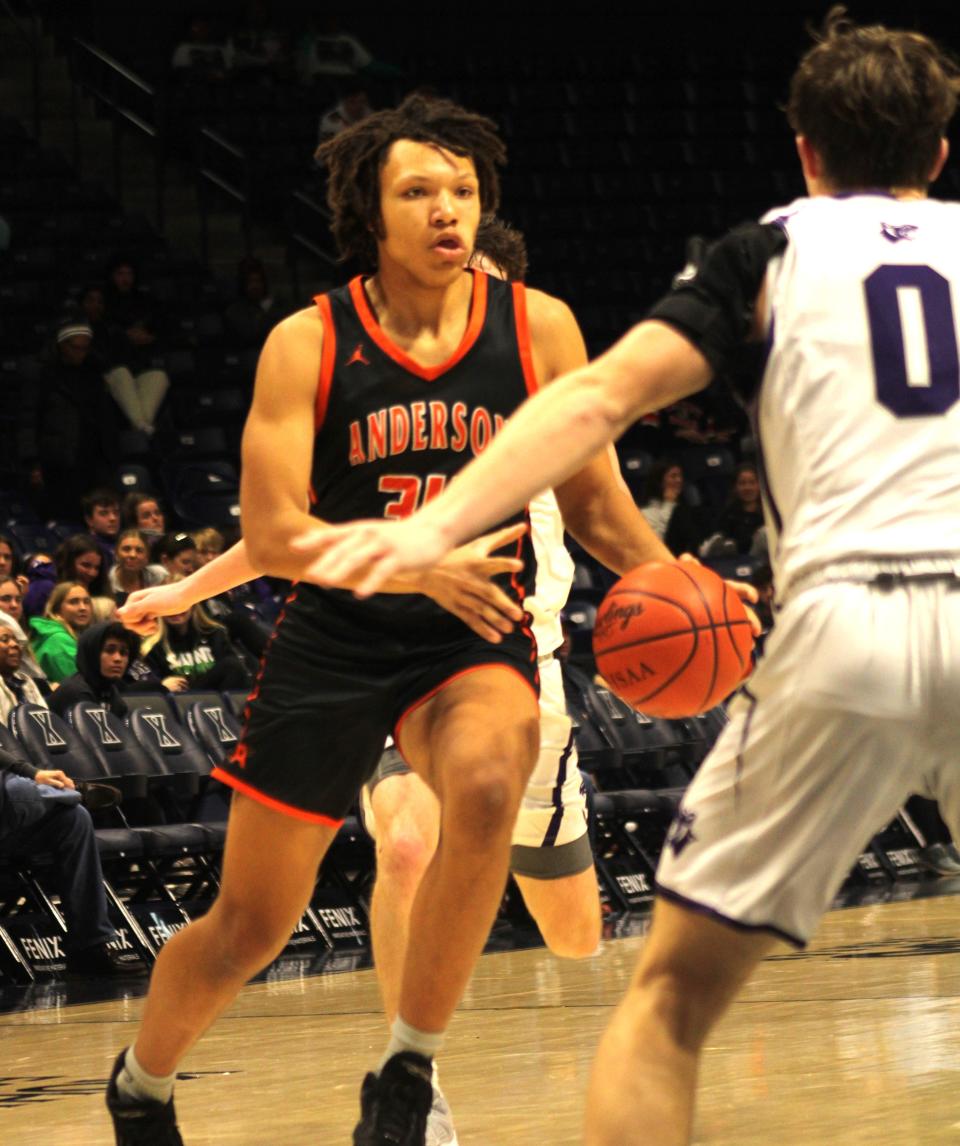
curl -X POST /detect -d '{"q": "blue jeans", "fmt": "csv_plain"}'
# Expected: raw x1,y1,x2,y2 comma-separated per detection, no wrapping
1,777,115,952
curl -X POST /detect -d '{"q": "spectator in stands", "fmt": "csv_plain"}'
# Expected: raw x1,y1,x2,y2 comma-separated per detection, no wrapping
20,553,57,620
121,493,166,539
153,533,199,578
231,0,290,78
0,580,23,624
638,459,705,556
223,257,291,350
29,582,93,684
0,601,48,687
317,85,374,142
103,312,170,437
0,534,16,583
82,488,121,569
0,616,48,721
49,621,141,720
187,526,273,660
298,17,372,82
109,529,166,606
56,534,112,603
171,14,235,82
17,324,120,520
67,282,110,367
192,527,224,567
0,736,139,976
716,463,764,554
0,212,9,251
142,581,251,691
103,255,153,333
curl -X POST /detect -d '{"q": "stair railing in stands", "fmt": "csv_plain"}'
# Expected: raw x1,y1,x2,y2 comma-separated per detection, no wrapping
0,0,41,138
287,190,337,300
68,37,166,231
195,126,252,266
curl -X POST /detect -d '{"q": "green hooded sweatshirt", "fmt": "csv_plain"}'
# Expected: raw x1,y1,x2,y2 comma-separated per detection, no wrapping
29,616,78,683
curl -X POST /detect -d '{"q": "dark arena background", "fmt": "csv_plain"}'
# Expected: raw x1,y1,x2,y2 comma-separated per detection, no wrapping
2,3,960,1143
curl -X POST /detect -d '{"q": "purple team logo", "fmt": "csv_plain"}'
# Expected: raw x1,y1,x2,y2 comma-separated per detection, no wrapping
666,807,698,858
880,222,918,243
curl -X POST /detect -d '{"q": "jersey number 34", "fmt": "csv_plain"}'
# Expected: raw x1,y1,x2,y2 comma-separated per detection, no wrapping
378,474,448,519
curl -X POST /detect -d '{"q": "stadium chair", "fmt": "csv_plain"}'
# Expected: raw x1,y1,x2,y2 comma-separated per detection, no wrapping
116,463,156,495
562,663,622,774
130,704,228,840
7,703,164,933
617,447,653,501
563,599,598,670
222,689,251,720
8,522,59,559
174,694,242,769
585,683,685,788
66,701,220,901
163,458,240,529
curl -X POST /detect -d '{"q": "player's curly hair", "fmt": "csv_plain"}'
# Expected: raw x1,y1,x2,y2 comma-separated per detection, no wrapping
470,215,529,282
315,94,507,271
786,6,960,191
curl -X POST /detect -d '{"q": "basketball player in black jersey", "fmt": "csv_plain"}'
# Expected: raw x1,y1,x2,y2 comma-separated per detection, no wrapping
107,96,682,1146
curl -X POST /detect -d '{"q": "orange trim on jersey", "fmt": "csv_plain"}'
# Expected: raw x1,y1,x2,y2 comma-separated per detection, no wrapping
211,767,344,828
348,270,488,382
509,508,539,665
512,282,539,396
313,293,337,431
392,662,538,759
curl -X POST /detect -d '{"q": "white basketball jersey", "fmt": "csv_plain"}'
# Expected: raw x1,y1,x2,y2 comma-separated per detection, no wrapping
757,195,960,595
526,488,574,656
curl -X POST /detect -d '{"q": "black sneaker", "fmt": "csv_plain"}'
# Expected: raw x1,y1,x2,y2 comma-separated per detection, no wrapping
106,1048,184,1145
67,943,147,977
353,1052,433,1145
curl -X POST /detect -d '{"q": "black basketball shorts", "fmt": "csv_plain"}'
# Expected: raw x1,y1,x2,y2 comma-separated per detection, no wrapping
212,589,539,825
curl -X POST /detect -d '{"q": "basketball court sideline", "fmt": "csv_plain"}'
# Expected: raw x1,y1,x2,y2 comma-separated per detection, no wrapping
4,882,960,1145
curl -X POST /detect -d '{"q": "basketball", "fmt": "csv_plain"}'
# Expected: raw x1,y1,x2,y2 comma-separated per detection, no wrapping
592,561,754,717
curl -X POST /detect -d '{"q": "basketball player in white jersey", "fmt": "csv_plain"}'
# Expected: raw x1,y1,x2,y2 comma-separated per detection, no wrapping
301,9,960,1142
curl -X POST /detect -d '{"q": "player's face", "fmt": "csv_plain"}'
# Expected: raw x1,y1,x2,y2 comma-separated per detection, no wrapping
377,139,480,284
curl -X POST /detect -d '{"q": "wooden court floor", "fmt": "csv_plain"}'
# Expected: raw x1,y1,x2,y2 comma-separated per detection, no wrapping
4,887,960,1145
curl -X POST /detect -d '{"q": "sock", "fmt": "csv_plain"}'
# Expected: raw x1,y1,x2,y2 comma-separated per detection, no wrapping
379,1015,445,1072
116,1045,177,1106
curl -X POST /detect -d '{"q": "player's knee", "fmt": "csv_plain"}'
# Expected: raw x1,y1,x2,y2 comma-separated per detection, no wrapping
541,913,602,960
445,766,523,844
377,823,435,887
212,900,299,973
633,962,717,1052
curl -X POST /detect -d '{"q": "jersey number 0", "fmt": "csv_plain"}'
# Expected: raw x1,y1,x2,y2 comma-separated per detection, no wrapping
864,264,960,418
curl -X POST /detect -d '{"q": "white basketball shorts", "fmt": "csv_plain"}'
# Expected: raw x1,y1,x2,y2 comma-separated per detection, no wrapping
656,570,960,946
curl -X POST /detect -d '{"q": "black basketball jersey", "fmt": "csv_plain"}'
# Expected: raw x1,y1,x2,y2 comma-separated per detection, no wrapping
302,269,540,636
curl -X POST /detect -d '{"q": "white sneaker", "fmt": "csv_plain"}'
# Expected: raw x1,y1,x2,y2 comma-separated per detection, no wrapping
426,1080,459,1146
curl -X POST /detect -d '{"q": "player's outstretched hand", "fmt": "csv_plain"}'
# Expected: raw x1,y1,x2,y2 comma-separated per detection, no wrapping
117,582,191,636
420,523,527,643
678,553,762,636
293,516,457,597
